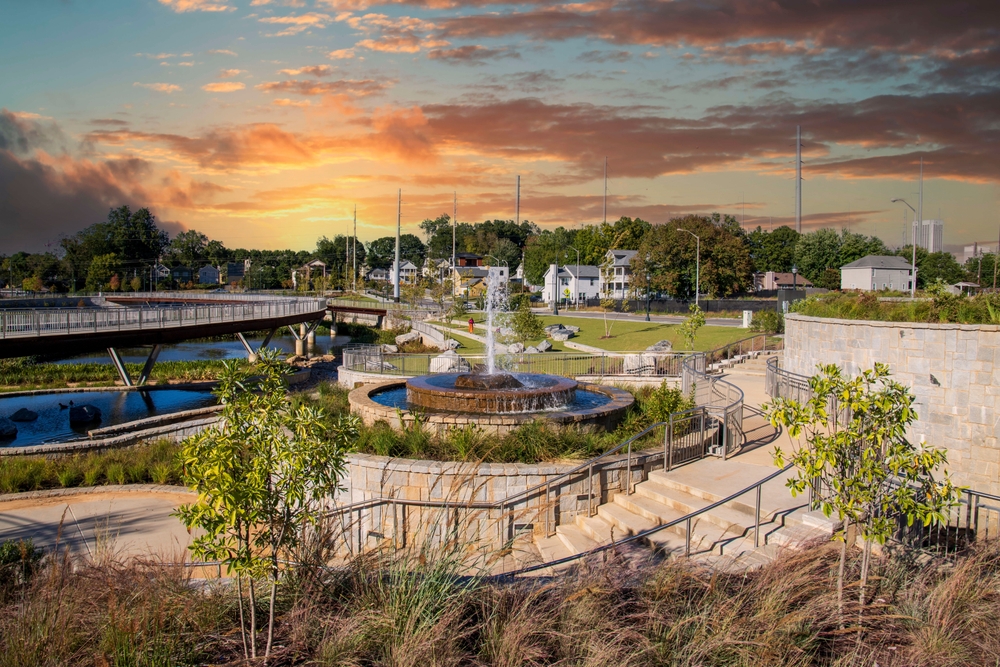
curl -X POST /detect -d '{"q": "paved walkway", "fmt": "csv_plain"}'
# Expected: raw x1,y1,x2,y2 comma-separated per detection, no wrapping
0,489,194,561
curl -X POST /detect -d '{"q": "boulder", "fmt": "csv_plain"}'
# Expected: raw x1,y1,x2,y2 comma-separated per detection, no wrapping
364,359,398,372
524,346,540,354
551,330,573,341
381,344,399,353
429,350,470,373
536,340,553,352
69,404,102,424
443,339,461,350
10,408,38,422
563,325,581,334
543,323,566,334
500,327,516,338
508,342,525,354
0,417,16,440
286,355,304,364
321,354,336,362
646,340,673,353
623,354,657,376
395,331,422,346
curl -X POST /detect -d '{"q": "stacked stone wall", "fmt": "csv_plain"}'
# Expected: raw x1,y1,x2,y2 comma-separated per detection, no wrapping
784,313,1000,494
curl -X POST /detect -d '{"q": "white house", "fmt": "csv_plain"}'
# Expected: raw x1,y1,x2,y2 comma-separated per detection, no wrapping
390,259,419,285
840,255,914,292
599,249,637,298
542,265,601,305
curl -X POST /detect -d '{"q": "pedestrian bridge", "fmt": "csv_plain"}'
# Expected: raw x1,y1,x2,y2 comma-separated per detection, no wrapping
0,292,329,384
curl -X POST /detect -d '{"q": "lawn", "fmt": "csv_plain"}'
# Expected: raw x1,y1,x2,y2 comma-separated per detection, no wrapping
431,323,568,353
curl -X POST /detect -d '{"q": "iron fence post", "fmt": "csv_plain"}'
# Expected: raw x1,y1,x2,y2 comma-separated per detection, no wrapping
754,483,762,548
685,517,691,556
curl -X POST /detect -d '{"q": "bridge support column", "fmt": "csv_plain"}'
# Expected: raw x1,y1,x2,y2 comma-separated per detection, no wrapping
108,345,163,387
287,320,322,358
237,328,276,362
108,347,132,387
138,344,162,386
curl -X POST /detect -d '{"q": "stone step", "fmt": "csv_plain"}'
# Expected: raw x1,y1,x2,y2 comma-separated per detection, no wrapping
634,481,759,535
575,513,618,544
597,500,658,536
768,523,831,549
707,543,783,573
613,492,746,556
534,533,573,564
556,523,600,555
645,469,804,524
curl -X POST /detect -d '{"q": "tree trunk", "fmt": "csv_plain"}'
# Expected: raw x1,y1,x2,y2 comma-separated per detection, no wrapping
249,578,258,659
858,536,873,629
236,573,249,660
266,568,278,659
837,519,848,629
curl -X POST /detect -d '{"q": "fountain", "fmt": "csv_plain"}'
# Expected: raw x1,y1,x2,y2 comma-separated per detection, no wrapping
348,267,634,435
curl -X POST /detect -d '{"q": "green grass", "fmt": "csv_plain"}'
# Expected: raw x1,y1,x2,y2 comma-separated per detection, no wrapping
0,359,240,391
0,440,182,494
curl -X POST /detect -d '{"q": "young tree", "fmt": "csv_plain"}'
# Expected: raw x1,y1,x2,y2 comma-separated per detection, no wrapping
108,273,121,292
129,275,142,292
511,298,543,344
176,349,359,660
767,363,959,624
676,303,705,349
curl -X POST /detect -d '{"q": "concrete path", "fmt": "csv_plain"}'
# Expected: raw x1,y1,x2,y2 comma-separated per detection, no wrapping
0,489,194,562
529,309,742,327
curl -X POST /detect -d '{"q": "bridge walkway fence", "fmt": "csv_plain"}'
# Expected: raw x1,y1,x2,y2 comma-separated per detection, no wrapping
326,335,780,562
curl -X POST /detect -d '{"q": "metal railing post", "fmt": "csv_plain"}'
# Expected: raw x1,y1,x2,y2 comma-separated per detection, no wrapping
754,483,762,548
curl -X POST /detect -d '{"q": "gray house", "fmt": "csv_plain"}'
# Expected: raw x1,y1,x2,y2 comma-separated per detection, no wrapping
198,265,220,285
840,255,914,292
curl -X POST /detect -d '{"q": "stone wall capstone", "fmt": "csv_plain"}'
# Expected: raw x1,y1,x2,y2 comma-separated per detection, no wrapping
783,313,1000,494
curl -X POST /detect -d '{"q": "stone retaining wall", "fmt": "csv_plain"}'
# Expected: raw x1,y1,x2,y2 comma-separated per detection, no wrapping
783,313,1000,493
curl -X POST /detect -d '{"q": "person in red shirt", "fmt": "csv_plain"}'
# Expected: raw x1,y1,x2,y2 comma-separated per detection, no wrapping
468,317,475,333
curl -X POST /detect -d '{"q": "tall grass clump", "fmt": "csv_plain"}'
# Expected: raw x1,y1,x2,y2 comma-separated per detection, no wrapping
794,289,1000,325
0,358,239,390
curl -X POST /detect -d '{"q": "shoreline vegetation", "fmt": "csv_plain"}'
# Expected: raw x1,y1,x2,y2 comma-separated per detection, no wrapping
794,290,1000,324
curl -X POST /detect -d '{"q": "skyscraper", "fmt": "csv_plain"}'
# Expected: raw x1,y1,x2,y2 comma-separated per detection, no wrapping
917,219,944,253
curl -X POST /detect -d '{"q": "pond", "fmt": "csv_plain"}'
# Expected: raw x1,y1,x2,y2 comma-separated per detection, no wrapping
51,334,348,365
0,388,218,447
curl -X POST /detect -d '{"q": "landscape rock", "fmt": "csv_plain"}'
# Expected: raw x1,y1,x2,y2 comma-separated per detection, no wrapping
286,355,304,364
381,344,399,353
551,330,573,341
321,354,336,362
646,340,673,353
365,359,398,372
0,417,16,440
623,354,657,375
10,408,38,422
508,342,525,354
563,325,581,334
69,404,102,424
395,331,422,346
543,323,566,334
443,339,461,350
536,340,553,352
500,327,516,338
524,346,540,354
429,350,470,373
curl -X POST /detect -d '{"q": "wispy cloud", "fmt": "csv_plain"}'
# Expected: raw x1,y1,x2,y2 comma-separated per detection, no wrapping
273,98,312,107
259,12,331,36
328,48,356,59
136,52,176,59
133,82,182,94
578,49,632,63
219,68,246,78
427,45,519,65
278,65,335,77
209,49,238,56
202,82,246,92
158,0,234,13
256,78,389,96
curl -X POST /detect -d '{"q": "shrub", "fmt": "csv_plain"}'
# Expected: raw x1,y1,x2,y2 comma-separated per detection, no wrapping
105,463,126,485
749,309,784,334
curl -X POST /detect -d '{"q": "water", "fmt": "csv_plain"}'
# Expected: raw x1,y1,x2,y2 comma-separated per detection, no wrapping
484,266,509,374
371,386,611,414
50,334,346,365
0,388,217,446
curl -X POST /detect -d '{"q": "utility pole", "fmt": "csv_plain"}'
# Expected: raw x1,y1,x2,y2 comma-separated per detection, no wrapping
352,205,357,292
795,125,802,234
603,157,608,225
914,157,922,295
995,225,999,290
515,175,520,225
394,189,401,302
452,192,457,296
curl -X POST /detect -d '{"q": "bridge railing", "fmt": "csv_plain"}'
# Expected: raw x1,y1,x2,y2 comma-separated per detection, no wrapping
0,295,328,339
342,345,688,377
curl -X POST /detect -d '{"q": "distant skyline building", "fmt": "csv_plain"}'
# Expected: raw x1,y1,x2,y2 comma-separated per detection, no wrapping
915,219,944,253
963,242,996,264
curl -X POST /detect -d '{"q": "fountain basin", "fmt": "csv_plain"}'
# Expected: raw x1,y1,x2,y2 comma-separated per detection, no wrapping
349,378,633,436
407,373,577,414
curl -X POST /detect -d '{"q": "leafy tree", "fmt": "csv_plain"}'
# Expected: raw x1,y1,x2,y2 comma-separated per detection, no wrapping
108,274,121,292
793,229,887,284
965,252,998,288
445,299,468,325
177,350,358,660
169,229,208,266
511,298,543,344
677,303,705,349
366,234,425,270
491,237,522,274
767,364,960,624
747,225,800,273
896,246,967,287
522,226,577,285
21,276,43,292
204,239,230,267
85,253,121,291
130,275,142,292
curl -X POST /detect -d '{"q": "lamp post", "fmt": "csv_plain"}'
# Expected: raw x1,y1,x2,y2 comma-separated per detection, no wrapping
486,255,509,292
567,245,580,309
792,265,797,291
644,254,651,322
891,197,918,297
676,228,700,308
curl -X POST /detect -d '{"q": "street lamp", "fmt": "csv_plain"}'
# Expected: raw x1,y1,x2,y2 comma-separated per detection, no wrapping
567,245,580,309
792,265,798,291
891,198,918,298
644,254,651,322
676,228,700,308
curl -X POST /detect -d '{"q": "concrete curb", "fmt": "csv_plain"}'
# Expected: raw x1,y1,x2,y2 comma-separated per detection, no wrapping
0,484,195,504
0,381,218,398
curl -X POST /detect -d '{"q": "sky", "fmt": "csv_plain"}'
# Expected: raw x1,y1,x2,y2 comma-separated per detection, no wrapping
1,0,998,255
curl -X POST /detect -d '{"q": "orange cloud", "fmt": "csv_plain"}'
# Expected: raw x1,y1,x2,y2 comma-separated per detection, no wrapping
367,105,436,162
133,82,182,94
258,12,331,36
209,49,238,56
256,78,389,96
158,0,234,12
278,65,335,77
219,68,245,78
328,48,356,59
202,82,246,92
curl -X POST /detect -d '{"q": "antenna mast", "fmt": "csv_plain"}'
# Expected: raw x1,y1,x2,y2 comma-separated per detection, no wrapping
515,175,520,225
795,125,802,233
352,205,357,292
603,157,608,224
394,189,401,302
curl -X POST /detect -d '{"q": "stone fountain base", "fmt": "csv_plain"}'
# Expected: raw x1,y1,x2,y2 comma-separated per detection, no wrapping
349,379,634,436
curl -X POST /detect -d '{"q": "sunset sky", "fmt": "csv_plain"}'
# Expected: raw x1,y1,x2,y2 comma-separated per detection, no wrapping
2,0,998,254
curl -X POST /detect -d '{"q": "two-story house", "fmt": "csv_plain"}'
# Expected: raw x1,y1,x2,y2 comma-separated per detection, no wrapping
599,249,637,298
542,265,601,305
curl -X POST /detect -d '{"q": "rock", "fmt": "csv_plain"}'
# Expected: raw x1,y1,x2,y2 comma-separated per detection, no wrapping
395,331,422,346
508,342,525,354
69,404,101,424
381,344,399,353
524,346,540,354
443,339,461,350
563,325,581,334
623,354,657,375
10,408,38,422
536,340,552,352
500,327,516,338
551,330,573,341
429,350,470,373
543,323,565,334
365,359,398,372
286,355,304,364
0,417,16,440
646,340,673,353
321,354,336,362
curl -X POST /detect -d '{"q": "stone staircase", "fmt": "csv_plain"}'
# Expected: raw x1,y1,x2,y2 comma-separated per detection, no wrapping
716,350,781,377
531,460,836,572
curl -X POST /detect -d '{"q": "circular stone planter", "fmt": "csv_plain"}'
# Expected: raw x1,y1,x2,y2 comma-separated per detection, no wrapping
349,379,634,436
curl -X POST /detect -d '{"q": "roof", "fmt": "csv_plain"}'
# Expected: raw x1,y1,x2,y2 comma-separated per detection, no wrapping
769,272,813,287
456,267,490,278
455,252,482,259
606,249,638,266
562,265,601,279
392,260,418,270
840,255,913,270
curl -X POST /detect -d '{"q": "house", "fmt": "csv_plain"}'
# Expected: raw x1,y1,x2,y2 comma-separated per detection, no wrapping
542,264,601,304
152,264,171,281
225,261,246,283
514,263,540,292
423,258,452,282
455,253,483,267
170,266,193,284
390,260,419,285
840,255,914,292
453,266,488,297
298,259,327,280
599,249,638,298
754,271,814,291
198,265,220,285
366,267,389,282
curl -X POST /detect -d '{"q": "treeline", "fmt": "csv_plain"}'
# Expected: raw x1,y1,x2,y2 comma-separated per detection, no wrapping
1,205,978,296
